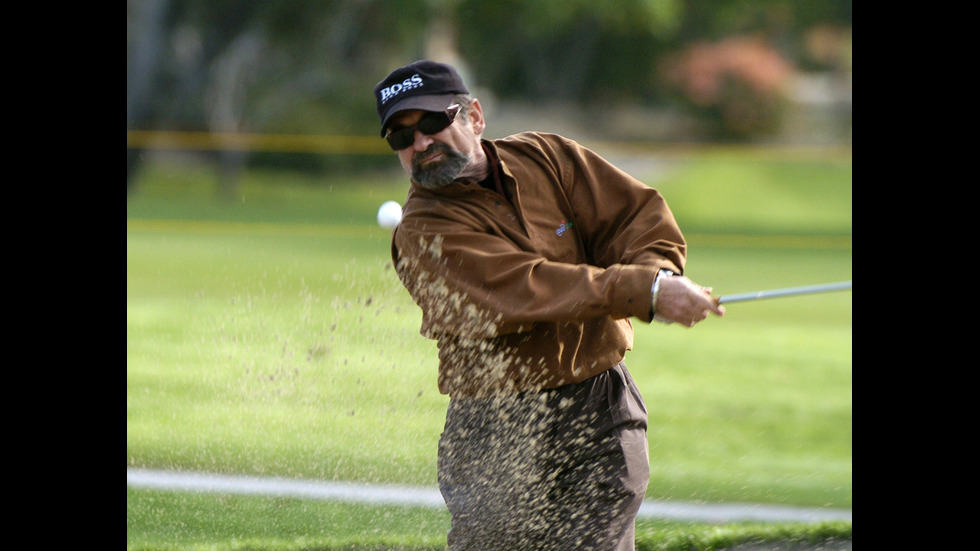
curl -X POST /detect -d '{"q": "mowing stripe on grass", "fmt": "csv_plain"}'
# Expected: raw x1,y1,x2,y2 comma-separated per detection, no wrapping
127,468,852,523
126,218,379,238
127,219,851,250
687,233,851,250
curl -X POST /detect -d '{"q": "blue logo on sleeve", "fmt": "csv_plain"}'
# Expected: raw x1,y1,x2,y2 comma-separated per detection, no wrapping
555,220,574,236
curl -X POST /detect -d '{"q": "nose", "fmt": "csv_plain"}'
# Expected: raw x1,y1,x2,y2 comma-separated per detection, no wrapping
411,129,435,151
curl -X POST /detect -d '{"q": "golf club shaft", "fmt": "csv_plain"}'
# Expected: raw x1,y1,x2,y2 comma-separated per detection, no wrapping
715,280,852,305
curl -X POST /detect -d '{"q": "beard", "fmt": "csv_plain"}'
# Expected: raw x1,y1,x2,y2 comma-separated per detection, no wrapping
412,142,471,189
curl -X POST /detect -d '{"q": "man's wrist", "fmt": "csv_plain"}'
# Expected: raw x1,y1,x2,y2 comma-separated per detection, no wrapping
651,269,674,324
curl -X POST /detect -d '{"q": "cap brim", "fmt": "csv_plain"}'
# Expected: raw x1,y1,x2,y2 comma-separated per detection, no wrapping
380,93,457,137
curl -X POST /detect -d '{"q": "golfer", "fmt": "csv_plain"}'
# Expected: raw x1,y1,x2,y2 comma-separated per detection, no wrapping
374,60,724,550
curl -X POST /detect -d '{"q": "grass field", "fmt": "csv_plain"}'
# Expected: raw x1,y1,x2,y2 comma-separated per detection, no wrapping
126,146,851,550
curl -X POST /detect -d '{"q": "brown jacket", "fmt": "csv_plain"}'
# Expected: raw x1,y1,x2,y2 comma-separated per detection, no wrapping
392,132,686,397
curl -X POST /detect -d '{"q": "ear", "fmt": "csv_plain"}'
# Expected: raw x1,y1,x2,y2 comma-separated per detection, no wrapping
466,98,486,136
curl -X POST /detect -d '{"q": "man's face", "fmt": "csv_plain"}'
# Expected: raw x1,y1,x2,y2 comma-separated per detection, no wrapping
387,100,485,188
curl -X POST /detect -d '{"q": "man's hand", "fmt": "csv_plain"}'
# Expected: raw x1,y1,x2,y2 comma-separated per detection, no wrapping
653,275,725,327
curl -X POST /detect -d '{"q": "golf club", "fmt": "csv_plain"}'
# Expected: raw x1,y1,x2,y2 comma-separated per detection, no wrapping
714,280,852,305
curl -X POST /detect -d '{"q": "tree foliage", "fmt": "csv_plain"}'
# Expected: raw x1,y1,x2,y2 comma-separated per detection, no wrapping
127,0,851,189
128,0,850,129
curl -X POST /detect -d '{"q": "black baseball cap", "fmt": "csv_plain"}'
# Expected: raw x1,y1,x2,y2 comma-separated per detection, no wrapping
374,60,469,137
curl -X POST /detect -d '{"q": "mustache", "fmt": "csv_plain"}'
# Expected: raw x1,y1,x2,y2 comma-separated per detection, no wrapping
411,142,470,189
412,142,453,167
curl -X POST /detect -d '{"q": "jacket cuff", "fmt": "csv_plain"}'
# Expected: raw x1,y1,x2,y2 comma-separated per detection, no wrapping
611,265,659,322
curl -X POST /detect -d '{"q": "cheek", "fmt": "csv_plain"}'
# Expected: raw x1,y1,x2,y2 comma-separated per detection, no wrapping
397,151,414,173
443,128,475,156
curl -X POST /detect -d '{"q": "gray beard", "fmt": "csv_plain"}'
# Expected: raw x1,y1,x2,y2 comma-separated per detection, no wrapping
412,143,471,189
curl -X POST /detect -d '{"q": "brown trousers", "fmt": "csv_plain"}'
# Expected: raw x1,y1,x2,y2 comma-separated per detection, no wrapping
438,362,649,551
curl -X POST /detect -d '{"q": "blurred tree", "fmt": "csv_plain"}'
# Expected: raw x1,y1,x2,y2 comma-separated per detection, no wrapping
127,0,437,196
127,0,171,194
127,0,851,194
660,35,795,140
672,0,851,62
456,2,848,93
661,0,850,140
455,0,683,103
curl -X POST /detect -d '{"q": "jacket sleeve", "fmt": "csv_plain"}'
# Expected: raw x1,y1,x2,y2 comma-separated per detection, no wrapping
392,213,658,339
538,133,687,272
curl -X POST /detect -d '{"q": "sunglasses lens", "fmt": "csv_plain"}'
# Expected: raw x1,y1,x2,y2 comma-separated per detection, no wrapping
385,107,458,151
417,112,451,135
386,129,413,150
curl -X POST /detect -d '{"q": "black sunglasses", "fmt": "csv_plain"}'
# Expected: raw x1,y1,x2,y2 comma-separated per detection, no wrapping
385,104,461,151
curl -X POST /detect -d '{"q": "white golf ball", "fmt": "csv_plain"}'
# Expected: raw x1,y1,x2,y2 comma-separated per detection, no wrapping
377,200,403,228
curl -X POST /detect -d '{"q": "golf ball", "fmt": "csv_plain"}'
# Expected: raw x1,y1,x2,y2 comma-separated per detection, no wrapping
377,200,402,228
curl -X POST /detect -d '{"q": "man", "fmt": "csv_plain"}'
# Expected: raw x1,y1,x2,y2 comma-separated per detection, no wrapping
374,60,724,550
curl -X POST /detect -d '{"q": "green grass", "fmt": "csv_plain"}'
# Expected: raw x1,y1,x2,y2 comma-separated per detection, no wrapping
644,151,853,237
127,488,851,551
127,488,452,550
127,150,851,550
